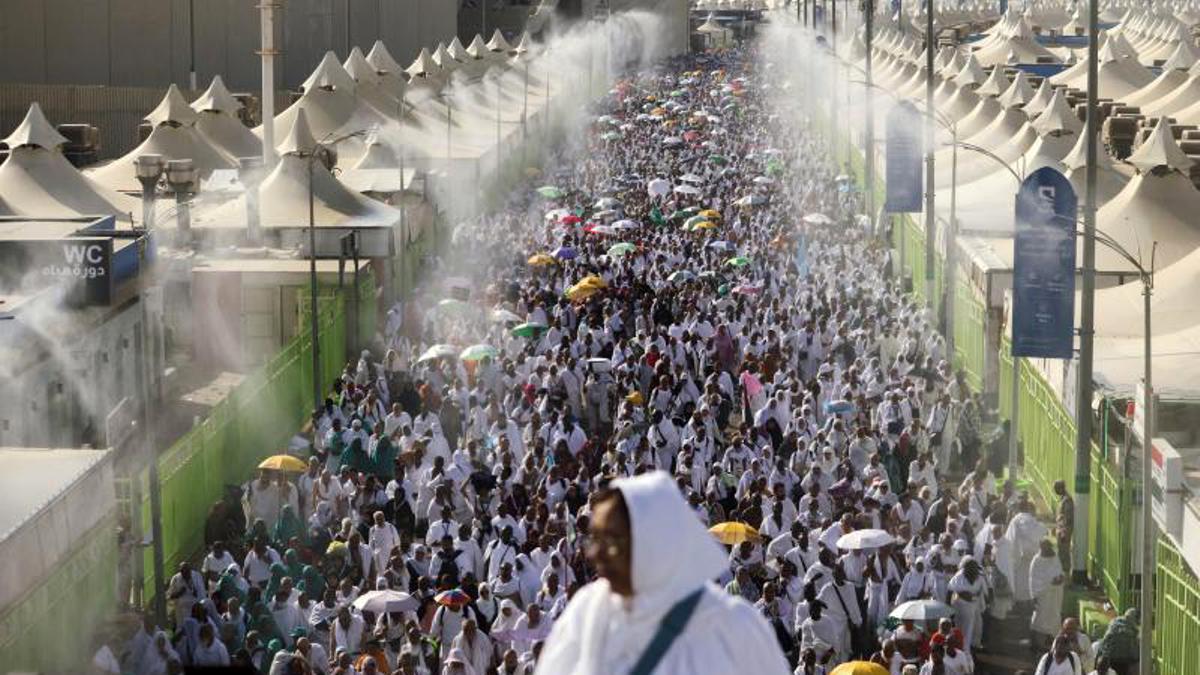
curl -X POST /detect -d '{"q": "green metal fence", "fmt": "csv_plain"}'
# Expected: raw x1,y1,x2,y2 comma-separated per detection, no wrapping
953,278,986,392
997,342,1077,507
1156,536,1200,675
140,287,355,604
1088,445,1136,611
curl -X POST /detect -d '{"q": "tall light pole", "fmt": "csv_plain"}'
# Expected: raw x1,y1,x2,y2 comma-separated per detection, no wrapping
260,0,282,167
865,0,875,225
1074,0,1102,589
924,0,936,311
306,129,366,412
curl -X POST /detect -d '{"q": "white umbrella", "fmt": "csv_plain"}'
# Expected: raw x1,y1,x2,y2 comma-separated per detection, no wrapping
674,184,702,195
544,208,570,222
490,308,522,323
353,590,419,614
611,219,640,230
680,173,705,183
802,213,834,225
734,194,767,206
890,599,956,622
647,178,671,197
752,176,774,185
836,529,894,550
594,198,622,210
663,136,683,147
417,344,458,362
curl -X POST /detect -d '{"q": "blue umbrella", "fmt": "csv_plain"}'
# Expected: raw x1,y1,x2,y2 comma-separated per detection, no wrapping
553,246,577,260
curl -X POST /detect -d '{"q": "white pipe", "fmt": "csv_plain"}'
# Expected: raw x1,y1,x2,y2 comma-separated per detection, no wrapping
260,0,281,166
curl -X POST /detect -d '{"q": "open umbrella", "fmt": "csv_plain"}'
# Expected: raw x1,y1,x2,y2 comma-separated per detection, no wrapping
258,455,308,472
803,213,834,225
662,136,683,147
674,184,702,195
417,344,458,362
527,253,556,267
668,270,697,283
434,589,471,608
725,256,751,267
594,197,623,210
552,246,577,260
734,194,767,207
544,208,570,222
511,322,548,338
646,178,671,197
836,529,894,550
587,225,621,236
890,599,956,622
709,522,760,545
707,240,735,252
353,590,419,614
459,344,499,362
561,214,583,225
608,242,637,257
536,185,565,199
679,173,705,183
684,214,709,229
610,219,640,230
693,220,717,231
709,154,728,164
699,209,721,219
829,663,888,675
490,309,522,323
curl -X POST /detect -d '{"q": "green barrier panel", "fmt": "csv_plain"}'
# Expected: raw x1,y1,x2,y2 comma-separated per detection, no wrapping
0,515,118,671
1088,445,1135,611
142,286,359,606
953,278,986,392
1156,536,1200,675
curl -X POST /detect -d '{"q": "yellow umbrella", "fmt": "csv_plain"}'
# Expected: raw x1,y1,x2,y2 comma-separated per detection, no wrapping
708,522,760,546
565,283,603,302
699,209,721,219
693,220,718,230
625,391,644,405
258,454,308,472
527,253,556,267
576,275,607,289
829,663,889,675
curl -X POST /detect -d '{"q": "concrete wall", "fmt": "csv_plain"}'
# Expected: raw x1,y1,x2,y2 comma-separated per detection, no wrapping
0,0,459,91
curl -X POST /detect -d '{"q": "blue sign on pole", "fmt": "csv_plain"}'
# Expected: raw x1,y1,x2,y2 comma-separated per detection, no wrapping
1012,167,1078,359
884,102,923,213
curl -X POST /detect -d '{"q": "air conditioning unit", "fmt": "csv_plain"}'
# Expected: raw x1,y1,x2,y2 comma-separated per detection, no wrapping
57,123,101,168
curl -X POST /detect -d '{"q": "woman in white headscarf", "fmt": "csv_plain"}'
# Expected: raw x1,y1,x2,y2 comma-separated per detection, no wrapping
535,471,790,675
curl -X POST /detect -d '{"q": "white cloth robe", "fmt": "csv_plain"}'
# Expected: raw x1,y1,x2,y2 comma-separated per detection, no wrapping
451,630,494,675
947,571,986,650
1029,553,1065,637
817,581,862,658
1006,512,1048,602
535,471,790,675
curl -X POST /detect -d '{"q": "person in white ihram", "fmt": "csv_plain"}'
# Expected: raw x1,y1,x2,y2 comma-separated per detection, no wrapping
536,471,790,675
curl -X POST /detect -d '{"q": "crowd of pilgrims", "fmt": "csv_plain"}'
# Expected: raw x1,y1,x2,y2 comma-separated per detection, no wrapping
119,44,1084,675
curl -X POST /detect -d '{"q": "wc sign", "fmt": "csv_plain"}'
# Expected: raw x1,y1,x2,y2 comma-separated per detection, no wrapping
38,238,114,305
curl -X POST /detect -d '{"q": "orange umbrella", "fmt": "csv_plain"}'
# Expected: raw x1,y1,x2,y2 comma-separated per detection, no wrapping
830,663,888,675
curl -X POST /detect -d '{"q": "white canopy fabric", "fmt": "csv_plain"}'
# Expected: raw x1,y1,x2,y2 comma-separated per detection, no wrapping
0,104,134,219
192,77,261,159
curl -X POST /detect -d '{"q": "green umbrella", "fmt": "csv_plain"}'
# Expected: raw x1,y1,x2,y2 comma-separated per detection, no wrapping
536,185,565,199
725,256,751,267
649,206,666,226
717,283,731,296
709,154,728,165
511,322,547,338
600,131,622,141
684,214,708,229
459,344,499,361
607,242,637,257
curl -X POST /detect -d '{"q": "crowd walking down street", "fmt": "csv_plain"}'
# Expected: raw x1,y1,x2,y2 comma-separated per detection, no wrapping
107,42,1127,675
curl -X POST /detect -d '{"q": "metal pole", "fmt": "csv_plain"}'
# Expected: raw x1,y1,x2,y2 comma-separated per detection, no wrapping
1073,0,1101,583
1139,273,1154,675
830,0,838,167
398,95,406,302
308,157,322,413
865,0,875,221
188,0,198,90
260,0,280,166
923,0,936,309
482,0,487,40
345,0,352,57
946,131,957,362
1010,354,1020,476
147,447,166,627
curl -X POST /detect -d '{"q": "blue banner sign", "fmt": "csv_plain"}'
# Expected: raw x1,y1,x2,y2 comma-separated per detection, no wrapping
884,101,923,213
1012,167,1078,359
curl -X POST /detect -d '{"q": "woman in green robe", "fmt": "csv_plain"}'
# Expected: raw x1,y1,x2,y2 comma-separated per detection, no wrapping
271,505,305,549
298,564,327,601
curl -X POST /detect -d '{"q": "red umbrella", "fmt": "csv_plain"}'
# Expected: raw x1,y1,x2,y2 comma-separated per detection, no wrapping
561,214,583,225
435,589,471,608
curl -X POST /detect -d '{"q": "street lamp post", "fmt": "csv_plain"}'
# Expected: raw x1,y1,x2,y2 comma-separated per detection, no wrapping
305,129,367,413
923,0,936,312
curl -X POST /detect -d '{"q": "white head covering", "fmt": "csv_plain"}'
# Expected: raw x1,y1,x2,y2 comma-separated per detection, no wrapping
613,470,728,602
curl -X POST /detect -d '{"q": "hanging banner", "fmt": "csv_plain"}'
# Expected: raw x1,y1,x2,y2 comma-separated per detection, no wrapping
1012,166,1078,359
884,101,923,213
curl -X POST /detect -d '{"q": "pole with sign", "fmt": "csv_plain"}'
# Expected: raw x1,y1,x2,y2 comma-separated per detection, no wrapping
884,102,923,213
1012,167,1078,359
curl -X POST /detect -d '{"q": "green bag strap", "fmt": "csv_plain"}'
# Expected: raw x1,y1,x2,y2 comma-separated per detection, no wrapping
628,587,706,675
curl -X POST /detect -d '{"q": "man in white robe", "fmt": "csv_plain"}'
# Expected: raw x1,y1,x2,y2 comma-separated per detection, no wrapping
1005,503,1048,604
535,471,790,675
1030,540,1066,649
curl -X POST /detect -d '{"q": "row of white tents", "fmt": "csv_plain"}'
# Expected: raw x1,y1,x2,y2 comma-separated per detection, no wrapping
835,4,1200,396
0,28,567,232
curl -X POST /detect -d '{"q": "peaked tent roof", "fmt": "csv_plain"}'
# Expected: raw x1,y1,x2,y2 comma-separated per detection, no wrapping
191,76,242,115
2,102,68,149
145,84,198,127
487,29,513,54
1126,117,1193,173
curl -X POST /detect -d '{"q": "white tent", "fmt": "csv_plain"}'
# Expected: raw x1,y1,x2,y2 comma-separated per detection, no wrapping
1051,36,1153,100
1093,118,1200,273
89,85,236,193
192,76,261,159
0,104,136,220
